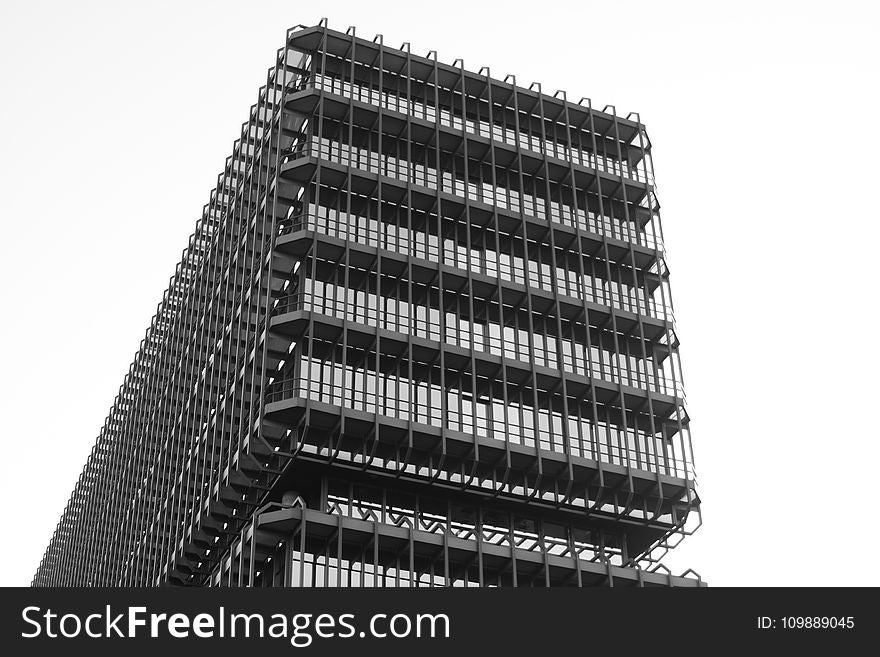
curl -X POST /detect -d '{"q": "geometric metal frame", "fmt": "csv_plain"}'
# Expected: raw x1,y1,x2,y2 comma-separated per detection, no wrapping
33,20,702,588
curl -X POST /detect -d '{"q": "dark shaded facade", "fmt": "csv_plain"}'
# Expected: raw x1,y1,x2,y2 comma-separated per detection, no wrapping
33,21,701,588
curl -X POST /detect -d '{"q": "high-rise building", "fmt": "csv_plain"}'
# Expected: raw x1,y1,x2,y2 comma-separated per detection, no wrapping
33,21,701,588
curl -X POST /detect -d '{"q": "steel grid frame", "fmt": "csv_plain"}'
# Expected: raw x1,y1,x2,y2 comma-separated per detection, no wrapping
33,20,701,588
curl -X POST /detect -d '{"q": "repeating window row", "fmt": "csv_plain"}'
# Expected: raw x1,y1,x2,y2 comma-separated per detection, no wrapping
287,136,661,250
266,356,692,477
302,53,653,185
308,72,654,186
298,204,674,322
277,277,683,398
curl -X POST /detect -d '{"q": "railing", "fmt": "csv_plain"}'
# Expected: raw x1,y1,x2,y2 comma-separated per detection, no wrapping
326,494,626,565
270,288,684,399
286,74,313,95
309,74,656,186
281,138,662,251
270,291,304,317
277,211,674,323
276,212,308,238
280,139,313,165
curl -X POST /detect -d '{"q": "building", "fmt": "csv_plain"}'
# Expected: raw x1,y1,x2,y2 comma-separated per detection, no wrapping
33,21,702,588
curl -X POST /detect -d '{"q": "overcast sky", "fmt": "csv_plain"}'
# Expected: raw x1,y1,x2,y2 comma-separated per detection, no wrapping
1,0,878,586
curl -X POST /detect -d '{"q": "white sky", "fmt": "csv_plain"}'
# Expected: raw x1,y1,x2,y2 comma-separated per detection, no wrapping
1,0,878,586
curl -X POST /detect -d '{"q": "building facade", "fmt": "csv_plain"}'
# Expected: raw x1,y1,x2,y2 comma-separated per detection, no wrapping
33,21,702,587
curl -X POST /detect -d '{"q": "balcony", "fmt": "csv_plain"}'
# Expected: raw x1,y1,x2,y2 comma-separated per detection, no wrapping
280,210,674,323
275,224,677,344
263,367,693,483
279,136,662,251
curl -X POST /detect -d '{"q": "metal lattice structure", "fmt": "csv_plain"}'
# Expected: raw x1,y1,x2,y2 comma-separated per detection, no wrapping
33,21,702,588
